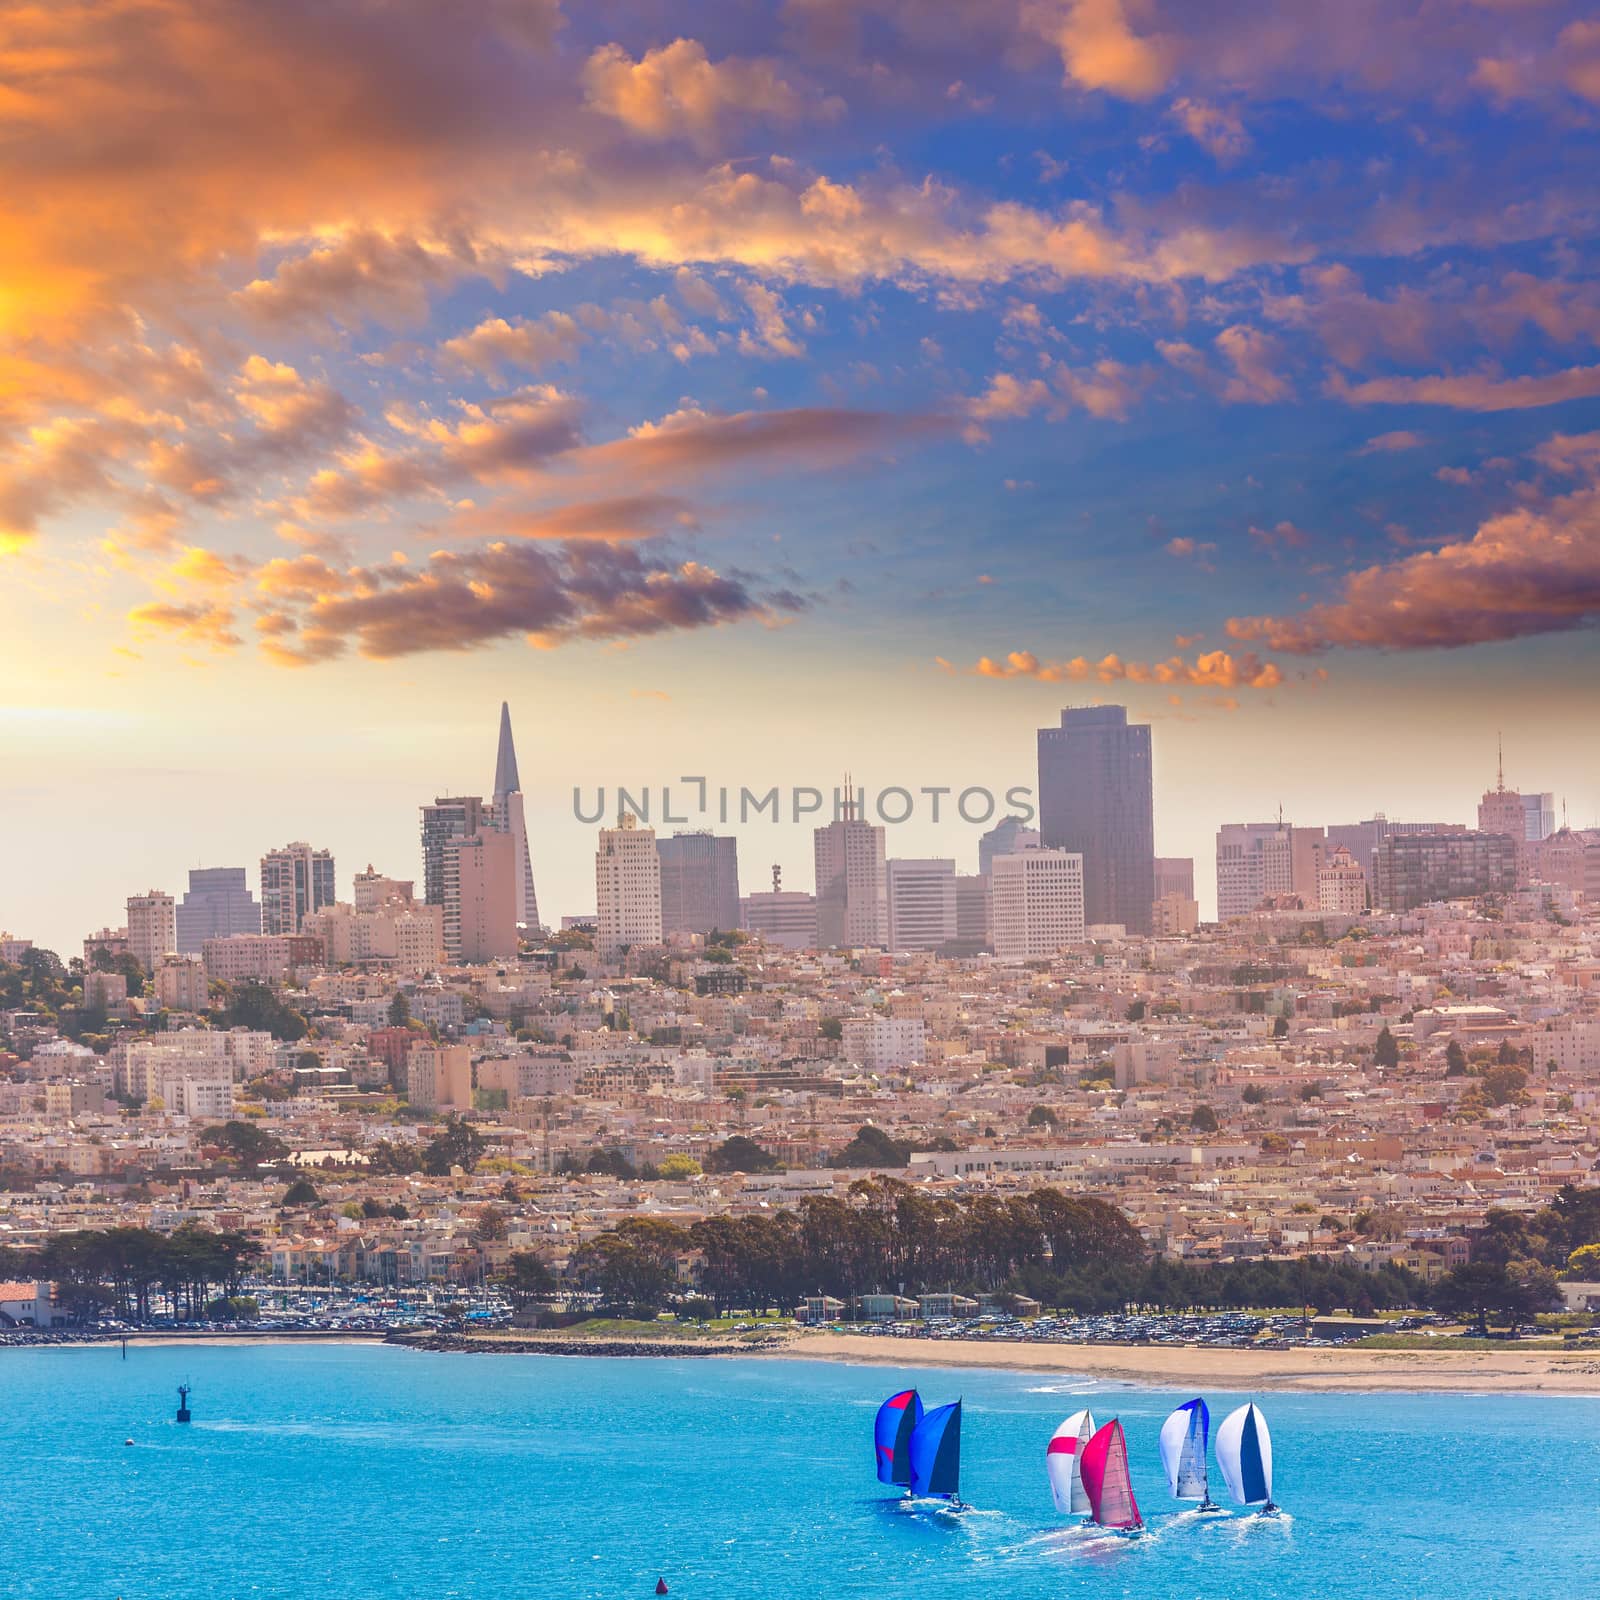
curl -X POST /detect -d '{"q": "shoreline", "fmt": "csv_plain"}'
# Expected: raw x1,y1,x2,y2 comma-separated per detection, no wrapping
767,1332,1600,1394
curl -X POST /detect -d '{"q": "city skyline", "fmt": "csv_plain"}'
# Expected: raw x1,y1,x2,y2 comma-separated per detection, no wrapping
5,1,1600,956
4,694,1589,955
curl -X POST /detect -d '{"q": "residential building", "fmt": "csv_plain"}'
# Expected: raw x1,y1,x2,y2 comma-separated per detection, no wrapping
153,956,210,1011
82,927,128,966
201,933,322,983
126,891,177,973
596,813,663,959
353,868,415,912
813,786,888,948
407,1043,473,1112
1318,845,1368,914
1151,893,1200,936
658,833,741,936
886,858,957,951
740,879,818,950
174,867,260,953
841,1015,927,1071
259,842,335,935
990,848,1085,958
1036,705,1154,934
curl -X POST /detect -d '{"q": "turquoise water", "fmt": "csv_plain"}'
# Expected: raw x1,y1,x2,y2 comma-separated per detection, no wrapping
0,1345,1594,1599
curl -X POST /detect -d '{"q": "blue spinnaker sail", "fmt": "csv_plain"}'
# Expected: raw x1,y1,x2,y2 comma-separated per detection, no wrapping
874,1389,923,1486
909,1400,962,1499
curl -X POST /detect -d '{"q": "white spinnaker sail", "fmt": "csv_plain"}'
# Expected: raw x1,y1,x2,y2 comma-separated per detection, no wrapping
1046,1408,1097,1514
1216,1403,1274,1506
1159,1400,1209,1500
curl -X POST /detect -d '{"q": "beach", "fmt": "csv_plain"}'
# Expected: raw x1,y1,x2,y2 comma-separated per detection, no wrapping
771,1331,1600,1393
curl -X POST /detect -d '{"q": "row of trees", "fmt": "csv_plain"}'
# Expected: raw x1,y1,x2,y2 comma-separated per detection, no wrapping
15,1225,259,1322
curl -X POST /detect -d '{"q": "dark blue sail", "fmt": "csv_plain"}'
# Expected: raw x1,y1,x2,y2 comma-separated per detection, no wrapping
874,1389,923,1485
908,1400,962,1499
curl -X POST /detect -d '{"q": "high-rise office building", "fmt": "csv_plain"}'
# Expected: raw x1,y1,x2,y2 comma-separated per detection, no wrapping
1373,831,1517,911
126,891,177,973
1521,793,1556,843
1324,816,1467,894
813,785,888,948
1215,822,1323,918
886,858,957,951
1154,857,1195,902
444,829,518,962
978,816,1040,877
658,832,741,936
491,702,542,932
954,874,991,951
990,849,1085,958
420,797,489,908
174,867,260,953
741,886,818,949
1036,705,1154,934
259,842,335,935
596,813,663,958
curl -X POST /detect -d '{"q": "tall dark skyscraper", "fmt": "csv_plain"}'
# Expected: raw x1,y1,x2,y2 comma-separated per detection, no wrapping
1036,704,1155,934
658,832,740,935
492,702,541,931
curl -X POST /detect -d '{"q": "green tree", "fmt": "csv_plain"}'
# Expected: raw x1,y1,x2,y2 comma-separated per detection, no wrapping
281,1177,320,1207
658,1153,702,1179
220,981,308,1041
421,1116,486,1176
705,1135,782,1174
388,990,412,1027
200,1120,289,1171
1374,1026,1400,1070
1242,1084,1268,1105
1445,1040,1468,1076
1026,1105,1059,1130
1189,1103,1219,1133
830,1124,908,1168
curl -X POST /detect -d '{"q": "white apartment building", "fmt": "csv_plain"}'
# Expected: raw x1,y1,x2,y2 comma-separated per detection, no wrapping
596,813,662,959
886,858,958,951
153,956,210,1011
990,849,1085,958
303,900,446,972
841,1014,927,1071
126,891,177,973
406,1043,473,1112
120,1029,274,1101
1318,845,1368,914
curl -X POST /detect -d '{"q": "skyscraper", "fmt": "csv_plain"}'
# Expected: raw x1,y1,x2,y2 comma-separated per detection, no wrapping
1036,705,1154,934
421,797,489,909
259,843,335,936
1215,822,1323,918
990,848,1085,958
977,816,1040,877
491,702,542,932
596,813,663,958
658,832,741,935
813,783,888,948
886,858,957,951
174,867,261,953
445,829,518,962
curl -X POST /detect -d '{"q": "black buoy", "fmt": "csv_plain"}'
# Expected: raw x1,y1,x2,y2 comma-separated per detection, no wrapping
175,1384,192,1424
655,1580,669,1595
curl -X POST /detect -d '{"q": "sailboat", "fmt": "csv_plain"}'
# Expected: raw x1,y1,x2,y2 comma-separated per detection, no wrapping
1215,1403,1278,1513
907,1400,963,1506
1078,1418,1143,1532
874,1388,924,1489
1045,1407,1097,1515
1159,1398,1220,1512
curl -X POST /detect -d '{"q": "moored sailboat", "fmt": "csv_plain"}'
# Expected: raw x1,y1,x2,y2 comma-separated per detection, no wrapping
874,1389,924,1489
1159,1398,1219,1512
908,1400,963,1506
1045,1407,1097,1516
1216,1402,1278,1513
1078,1418,1143,1533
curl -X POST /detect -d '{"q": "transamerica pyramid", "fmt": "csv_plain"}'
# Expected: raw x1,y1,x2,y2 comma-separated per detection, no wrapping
492,701,541,932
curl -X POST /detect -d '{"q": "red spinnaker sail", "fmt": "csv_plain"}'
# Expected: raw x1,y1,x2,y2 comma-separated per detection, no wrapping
1079,1419,1142,1529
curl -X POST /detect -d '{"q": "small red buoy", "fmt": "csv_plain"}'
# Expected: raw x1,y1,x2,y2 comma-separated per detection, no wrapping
655,1580,669,1595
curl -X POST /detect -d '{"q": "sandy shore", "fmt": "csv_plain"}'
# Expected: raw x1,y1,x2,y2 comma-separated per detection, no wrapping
772,1332,1600,1394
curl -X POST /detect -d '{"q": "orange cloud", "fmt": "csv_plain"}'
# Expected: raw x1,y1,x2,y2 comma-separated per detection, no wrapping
1332,365,1600,412
971,647,1282,688
1227,466,1600,652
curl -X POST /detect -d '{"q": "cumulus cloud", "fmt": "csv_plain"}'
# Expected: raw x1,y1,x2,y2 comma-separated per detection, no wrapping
1169,99,1250,164
969,646,1282,688
582,39,829,142
1226,465,1600,652
968,357,1150,431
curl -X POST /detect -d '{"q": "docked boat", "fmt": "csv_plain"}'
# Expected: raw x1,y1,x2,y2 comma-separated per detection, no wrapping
1079,1418,1143,1532
874,1388,924,1489
1045,1407,1097,1515
1216,1402,1278,1513
1159,1398,1219,1511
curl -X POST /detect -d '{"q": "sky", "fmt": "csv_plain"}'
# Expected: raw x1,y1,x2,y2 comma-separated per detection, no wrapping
4,0,1600,951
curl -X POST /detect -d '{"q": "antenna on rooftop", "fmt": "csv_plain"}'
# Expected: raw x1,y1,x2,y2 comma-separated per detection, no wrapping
772,863,782,894
1497,732,1505,793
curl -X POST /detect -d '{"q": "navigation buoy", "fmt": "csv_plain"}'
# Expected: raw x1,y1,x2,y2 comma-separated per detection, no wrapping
655,1579,669,1595
124,1438,134,1446
176,1383,192,1424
